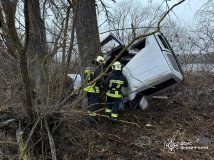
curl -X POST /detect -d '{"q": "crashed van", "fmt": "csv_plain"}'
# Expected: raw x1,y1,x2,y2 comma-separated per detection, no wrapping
100,32,184,109
68,32,184,109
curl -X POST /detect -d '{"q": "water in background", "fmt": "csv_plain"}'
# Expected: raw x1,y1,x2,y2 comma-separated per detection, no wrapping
182,63,214,73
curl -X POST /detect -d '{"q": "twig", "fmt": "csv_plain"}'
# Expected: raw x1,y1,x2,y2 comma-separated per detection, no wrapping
0,140,18,145
63,110,141,128
105,133,128,144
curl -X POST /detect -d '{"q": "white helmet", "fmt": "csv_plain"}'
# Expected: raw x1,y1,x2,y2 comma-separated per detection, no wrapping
95,56,105,64
112,61,122,71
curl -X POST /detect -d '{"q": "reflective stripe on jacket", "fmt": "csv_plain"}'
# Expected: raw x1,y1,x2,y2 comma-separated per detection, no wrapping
106,79,124,98
83,66,100,93
83,63,103,94
83,85,100,93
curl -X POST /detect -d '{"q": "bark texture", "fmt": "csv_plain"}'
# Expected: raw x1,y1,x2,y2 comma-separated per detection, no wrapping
27,0,47,92
74,0,101,68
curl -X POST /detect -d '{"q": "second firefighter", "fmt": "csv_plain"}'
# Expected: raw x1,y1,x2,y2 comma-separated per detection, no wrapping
103,61,129,121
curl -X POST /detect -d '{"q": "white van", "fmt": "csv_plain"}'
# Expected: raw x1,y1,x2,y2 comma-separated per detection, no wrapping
101,32,184,108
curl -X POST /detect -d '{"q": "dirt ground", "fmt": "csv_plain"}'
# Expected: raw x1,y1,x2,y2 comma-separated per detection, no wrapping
56,74,214,160
0,74,214,160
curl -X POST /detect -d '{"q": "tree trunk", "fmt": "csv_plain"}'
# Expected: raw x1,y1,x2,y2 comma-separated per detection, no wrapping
1,0,22,59
27,0,47,95
74,0,101,68
0,0,36,118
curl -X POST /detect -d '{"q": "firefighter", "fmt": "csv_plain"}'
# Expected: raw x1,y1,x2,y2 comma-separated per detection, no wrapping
103,61,128,121
83,56,105,118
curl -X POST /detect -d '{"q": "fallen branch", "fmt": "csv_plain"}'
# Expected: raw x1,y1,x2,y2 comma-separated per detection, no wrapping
61,110,141,128
16,130,30,160
0,118,16,128
44,118,57,160
20,116,43,159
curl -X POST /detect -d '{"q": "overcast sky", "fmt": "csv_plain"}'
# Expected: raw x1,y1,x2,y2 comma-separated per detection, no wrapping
107,0,205,24
162,0,205,23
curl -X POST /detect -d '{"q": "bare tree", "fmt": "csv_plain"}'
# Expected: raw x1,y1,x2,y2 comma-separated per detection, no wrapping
194,0,214,63
106,0,164,44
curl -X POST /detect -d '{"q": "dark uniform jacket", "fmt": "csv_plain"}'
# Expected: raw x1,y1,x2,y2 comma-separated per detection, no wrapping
103,70,128,98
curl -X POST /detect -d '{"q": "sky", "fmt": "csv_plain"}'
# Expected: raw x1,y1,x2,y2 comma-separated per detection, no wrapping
163,0,205,23
107,0,205,24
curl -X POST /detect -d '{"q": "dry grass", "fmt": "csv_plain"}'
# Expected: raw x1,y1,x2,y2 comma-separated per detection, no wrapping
0,73,213,160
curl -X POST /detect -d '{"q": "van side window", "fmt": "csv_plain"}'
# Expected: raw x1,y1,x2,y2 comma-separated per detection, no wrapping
158,35,169,50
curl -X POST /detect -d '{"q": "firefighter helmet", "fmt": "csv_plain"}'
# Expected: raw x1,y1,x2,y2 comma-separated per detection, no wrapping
95,56,105,64
112,61,122,71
